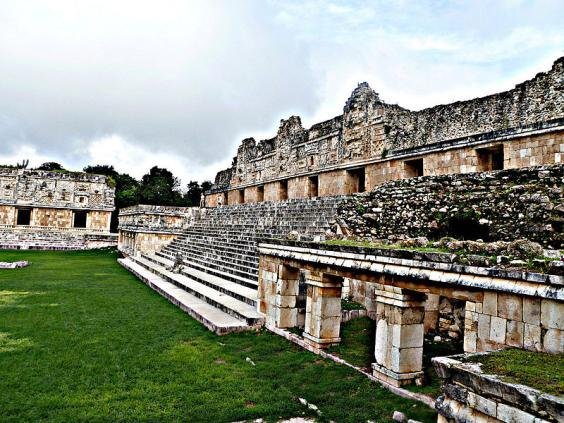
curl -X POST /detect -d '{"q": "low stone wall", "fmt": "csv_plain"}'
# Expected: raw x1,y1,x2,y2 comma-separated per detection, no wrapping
336,165,563,247
118,205,203,255
433,353,563,422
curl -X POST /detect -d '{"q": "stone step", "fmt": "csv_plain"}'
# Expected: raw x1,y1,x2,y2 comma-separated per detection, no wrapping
168,237,258,257
161,246,258,278
134,254,263,325
142,253,258,304
118,258,250,335
164,244,258,269
156,250,258,288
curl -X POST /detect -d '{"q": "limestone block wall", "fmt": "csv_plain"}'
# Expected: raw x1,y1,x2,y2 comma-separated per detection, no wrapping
337,164,563,246
263,181,283,202
32,208,72,227
207,57,563,200
464,294,562,354
0,206,15,225
0,168,115,211
504,131,562,168
133,232,178,255
433,354,563,423
287,176,312,199
88,211,111,231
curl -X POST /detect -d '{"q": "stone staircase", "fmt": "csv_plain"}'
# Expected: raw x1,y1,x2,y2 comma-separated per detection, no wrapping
119,196,343,334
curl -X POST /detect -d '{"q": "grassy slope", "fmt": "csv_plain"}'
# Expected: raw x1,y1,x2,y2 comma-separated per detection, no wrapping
0,250,436,422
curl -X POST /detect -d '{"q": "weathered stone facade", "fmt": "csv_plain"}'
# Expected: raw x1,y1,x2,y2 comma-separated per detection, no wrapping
336,164,563,247
0,168,116,249
205,57,564,206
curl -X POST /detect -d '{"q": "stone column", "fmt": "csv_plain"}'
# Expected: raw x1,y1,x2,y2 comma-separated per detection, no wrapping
371,286,425,387
259,261,300,329
303,271,343,349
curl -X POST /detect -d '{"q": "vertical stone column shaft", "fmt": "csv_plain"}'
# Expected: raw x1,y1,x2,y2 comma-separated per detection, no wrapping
372,285,425,387
303,271,343,349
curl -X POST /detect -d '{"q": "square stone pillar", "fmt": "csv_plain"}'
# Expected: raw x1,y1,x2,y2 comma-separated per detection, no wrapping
371,286,425,387
259,262,301,329
303,271,343,349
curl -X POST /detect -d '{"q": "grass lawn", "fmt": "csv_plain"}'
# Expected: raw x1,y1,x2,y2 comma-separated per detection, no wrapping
468,348,564,396
0,250,436,422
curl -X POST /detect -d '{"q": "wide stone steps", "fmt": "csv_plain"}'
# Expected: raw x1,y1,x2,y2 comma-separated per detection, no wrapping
160,246,258,279
129,254,263,326
118,257,251,334
156,249,258,288
164,238,259,263
119,196,343,334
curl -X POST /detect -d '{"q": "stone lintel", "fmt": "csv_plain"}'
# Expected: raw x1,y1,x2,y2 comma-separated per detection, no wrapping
375,295,425,308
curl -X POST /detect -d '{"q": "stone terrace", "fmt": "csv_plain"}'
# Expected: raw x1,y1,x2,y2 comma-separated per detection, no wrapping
119,196,343,334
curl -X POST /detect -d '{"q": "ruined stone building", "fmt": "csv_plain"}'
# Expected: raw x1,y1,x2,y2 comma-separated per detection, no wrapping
118,58,563,419
205,57,563,206
0,168,116,249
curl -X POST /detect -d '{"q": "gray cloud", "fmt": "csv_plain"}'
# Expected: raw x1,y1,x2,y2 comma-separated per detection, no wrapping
0,0,562,184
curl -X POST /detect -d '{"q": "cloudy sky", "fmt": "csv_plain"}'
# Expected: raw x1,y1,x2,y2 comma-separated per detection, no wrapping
0,0,562,186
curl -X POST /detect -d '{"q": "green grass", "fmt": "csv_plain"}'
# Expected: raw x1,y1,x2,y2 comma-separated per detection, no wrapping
0,250,436,422
328,317,375,370
468,348,564,396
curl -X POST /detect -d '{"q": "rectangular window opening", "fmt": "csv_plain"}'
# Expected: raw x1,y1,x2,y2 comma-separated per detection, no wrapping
404,158,424,178
73,211,87,228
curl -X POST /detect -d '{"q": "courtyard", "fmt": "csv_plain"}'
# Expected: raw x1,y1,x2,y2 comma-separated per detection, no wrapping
0,249,435,422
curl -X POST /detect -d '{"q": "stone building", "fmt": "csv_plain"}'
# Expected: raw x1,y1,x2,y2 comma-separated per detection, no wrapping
0,168,116,249
205,57,563,207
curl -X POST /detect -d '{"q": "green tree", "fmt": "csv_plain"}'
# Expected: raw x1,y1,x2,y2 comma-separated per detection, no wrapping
83,164,140,232
139,166,183,206
37,162,64,171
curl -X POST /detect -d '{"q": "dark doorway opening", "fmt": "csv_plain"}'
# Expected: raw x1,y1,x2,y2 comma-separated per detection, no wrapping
16,209,31,226
404,158,424,178
308,175,318,198
476,145,504,171
348,167,366,193
279,180,288,201
257,186,264,202
73,211,87,228
238,189,245,204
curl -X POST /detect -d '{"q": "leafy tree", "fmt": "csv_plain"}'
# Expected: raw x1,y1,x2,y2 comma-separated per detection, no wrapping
83,164,140,232
139,166,183,206
37,162,64,171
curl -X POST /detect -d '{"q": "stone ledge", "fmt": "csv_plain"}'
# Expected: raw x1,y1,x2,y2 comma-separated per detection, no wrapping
258,243,564,299
432,353,563,422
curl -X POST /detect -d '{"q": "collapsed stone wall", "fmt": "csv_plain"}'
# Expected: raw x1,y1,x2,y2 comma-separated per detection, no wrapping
336,165,563,247
210,57,563,193
384,57,564,151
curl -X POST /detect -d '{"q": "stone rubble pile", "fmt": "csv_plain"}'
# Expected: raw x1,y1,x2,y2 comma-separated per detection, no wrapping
334,165,563,248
